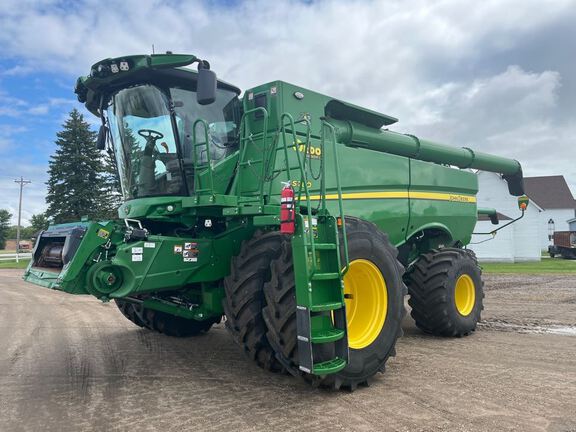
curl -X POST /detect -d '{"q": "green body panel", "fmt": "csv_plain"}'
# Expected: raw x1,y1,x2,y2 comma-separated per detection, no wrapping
23,53,526,376
237,81,480,247
102,231,246,298
24,219,253,302
407,159,478,244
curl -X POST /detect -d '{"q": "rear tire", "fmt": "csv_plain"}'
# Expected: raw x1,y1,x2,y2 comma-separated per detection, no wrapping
263,217,406,390
406,248,484,336
222,230,286,373
115,299,218,337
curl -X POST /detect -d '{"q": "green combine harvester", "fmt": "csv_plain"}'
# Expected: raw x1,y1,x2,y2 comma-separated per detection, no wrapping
24,53,526,390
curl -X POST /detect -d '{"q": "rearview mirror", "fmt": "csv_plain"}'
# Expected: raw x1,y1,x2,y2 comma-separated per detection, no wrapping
518,195,529,211
97,125,108,150
197,62,216,105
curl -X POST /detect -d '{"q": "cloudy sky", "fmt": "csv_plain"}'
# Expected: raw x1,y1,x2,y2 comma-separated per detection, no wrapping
0,0,575,224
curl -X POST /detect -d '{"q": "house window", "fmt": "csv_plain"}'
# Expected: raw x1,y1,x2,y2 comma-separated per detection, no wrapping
548,219,555,241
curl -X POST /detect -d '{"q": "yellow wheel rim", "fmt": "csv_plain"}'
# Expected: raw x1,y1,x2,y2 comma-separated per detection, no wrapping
454,274,475,316
342,259,387,349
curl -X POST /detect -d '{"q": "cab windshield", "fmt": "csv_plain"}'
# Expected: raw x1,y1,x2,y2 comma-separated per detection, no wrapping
107,83,240,199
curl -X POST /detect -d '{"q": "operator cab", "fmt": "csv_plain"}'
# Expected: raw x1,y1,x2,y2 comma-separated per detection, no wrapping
88,63,242,200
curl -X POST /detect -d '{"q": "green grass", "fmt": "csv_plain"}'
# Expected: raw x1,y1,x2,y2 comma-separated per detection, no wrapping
2,256,573,273
481,259,576,274
0,259,31,269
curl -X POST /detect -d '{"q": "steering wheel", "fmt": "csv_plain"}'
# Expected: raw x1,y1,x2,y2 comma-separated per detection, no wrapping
138,129,164,140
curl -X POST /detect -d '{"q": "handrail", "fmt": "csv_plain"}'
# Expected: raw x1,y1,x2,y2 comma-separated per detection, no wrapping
278,114,312,202
192,119,214,196
278,113,318,275
321,121,349,275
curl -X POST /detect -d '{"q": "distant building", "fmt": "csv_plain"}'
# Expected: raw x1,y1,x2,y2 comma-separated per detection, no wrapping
3,239,33,251
469,172,541,262
524,175,576,250
469,173,576,262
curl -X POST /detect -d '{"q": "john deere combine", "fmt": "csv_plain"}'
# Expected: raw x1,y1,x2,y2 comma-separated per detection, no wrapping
24,53,526,389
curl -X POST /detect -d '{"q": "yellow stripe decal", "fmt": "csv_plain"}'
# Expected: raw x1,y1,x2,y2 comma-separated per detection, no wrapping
308,191,476,203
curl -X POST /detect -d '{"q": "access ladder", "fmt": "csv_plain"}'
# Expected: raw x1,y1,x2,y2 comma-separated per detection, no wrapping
276,116,350,375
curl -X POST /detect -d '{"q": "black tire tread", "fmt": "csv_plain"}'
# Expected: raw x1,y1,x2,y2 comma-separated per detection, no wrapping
222,230,286,372
114,299,217,337
263,216,406,390
406,248,484,337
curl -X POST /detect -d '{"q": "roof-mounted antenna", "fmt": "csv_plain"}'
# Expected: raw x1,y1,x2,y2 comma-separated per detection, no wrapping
152,44,155,54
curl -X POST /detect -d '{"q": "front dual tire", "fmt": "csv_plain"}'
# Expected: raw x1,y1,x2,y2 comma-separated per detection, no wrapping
262,217,407,390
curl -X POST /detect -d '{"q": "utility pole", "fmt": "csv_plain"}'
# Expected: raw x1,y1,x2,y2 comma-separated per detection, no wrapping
14,177,31,263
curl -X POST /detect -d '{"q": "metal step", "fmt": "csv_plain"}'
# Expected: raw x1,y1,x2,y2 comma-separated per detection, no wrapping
312,243,337,250
310,301,343,312
312,357,347,375
311,328,345,344
311,272,340,281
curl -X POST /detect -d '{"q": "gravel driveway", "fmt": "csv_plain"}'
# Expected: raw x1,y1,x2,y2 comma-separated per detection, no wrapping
1,269,575,432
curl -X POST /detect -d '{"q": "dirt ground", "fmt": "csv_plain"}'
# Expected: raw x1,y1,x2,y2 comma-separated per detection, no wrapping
0,269,575,432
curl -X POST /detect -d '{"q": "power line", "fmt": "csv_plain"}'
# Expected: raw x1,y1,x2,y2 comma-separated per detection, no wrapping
14,177,31,262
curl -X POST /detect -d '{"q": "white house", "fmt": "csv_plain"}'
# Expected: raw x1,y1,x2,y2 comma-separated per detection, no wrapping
523,176,576,250
468,172,541,262
468,173,576,261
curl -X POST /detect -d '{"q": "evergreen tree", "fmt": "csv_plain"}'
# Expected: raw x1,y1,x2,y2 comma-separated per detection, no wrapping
0,209,11,250
101,149,123,219
45,109,106,223
122,125,142,198
99,124,141,217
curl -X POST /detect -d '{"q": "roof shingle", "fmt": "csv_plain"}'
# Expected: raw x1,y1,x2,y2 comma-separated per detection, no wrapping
524,175,576,210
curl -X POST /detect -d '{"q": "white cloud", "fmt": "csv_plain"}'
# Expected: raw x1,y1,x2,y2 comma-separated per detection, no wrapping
0,91,29,117
0,0,574,195
0,88,77,119
409,66,561,144
27,105,50,115
25,98,75,116
0,125,28,152
1,65,34,76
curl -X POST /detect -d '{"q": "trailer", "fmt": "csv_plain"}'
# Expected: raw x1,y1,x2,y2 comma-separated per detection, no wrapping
549,231,576,259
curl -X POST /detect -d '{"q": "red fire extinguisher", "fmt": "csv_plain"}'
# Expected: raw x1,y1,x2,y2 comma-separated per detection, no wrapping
280,181,295,234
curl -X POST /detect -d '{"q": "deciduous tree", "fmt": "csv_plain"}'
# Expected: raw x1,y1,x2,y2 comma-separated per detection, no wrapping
30,213,50,233
0,210,12,250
